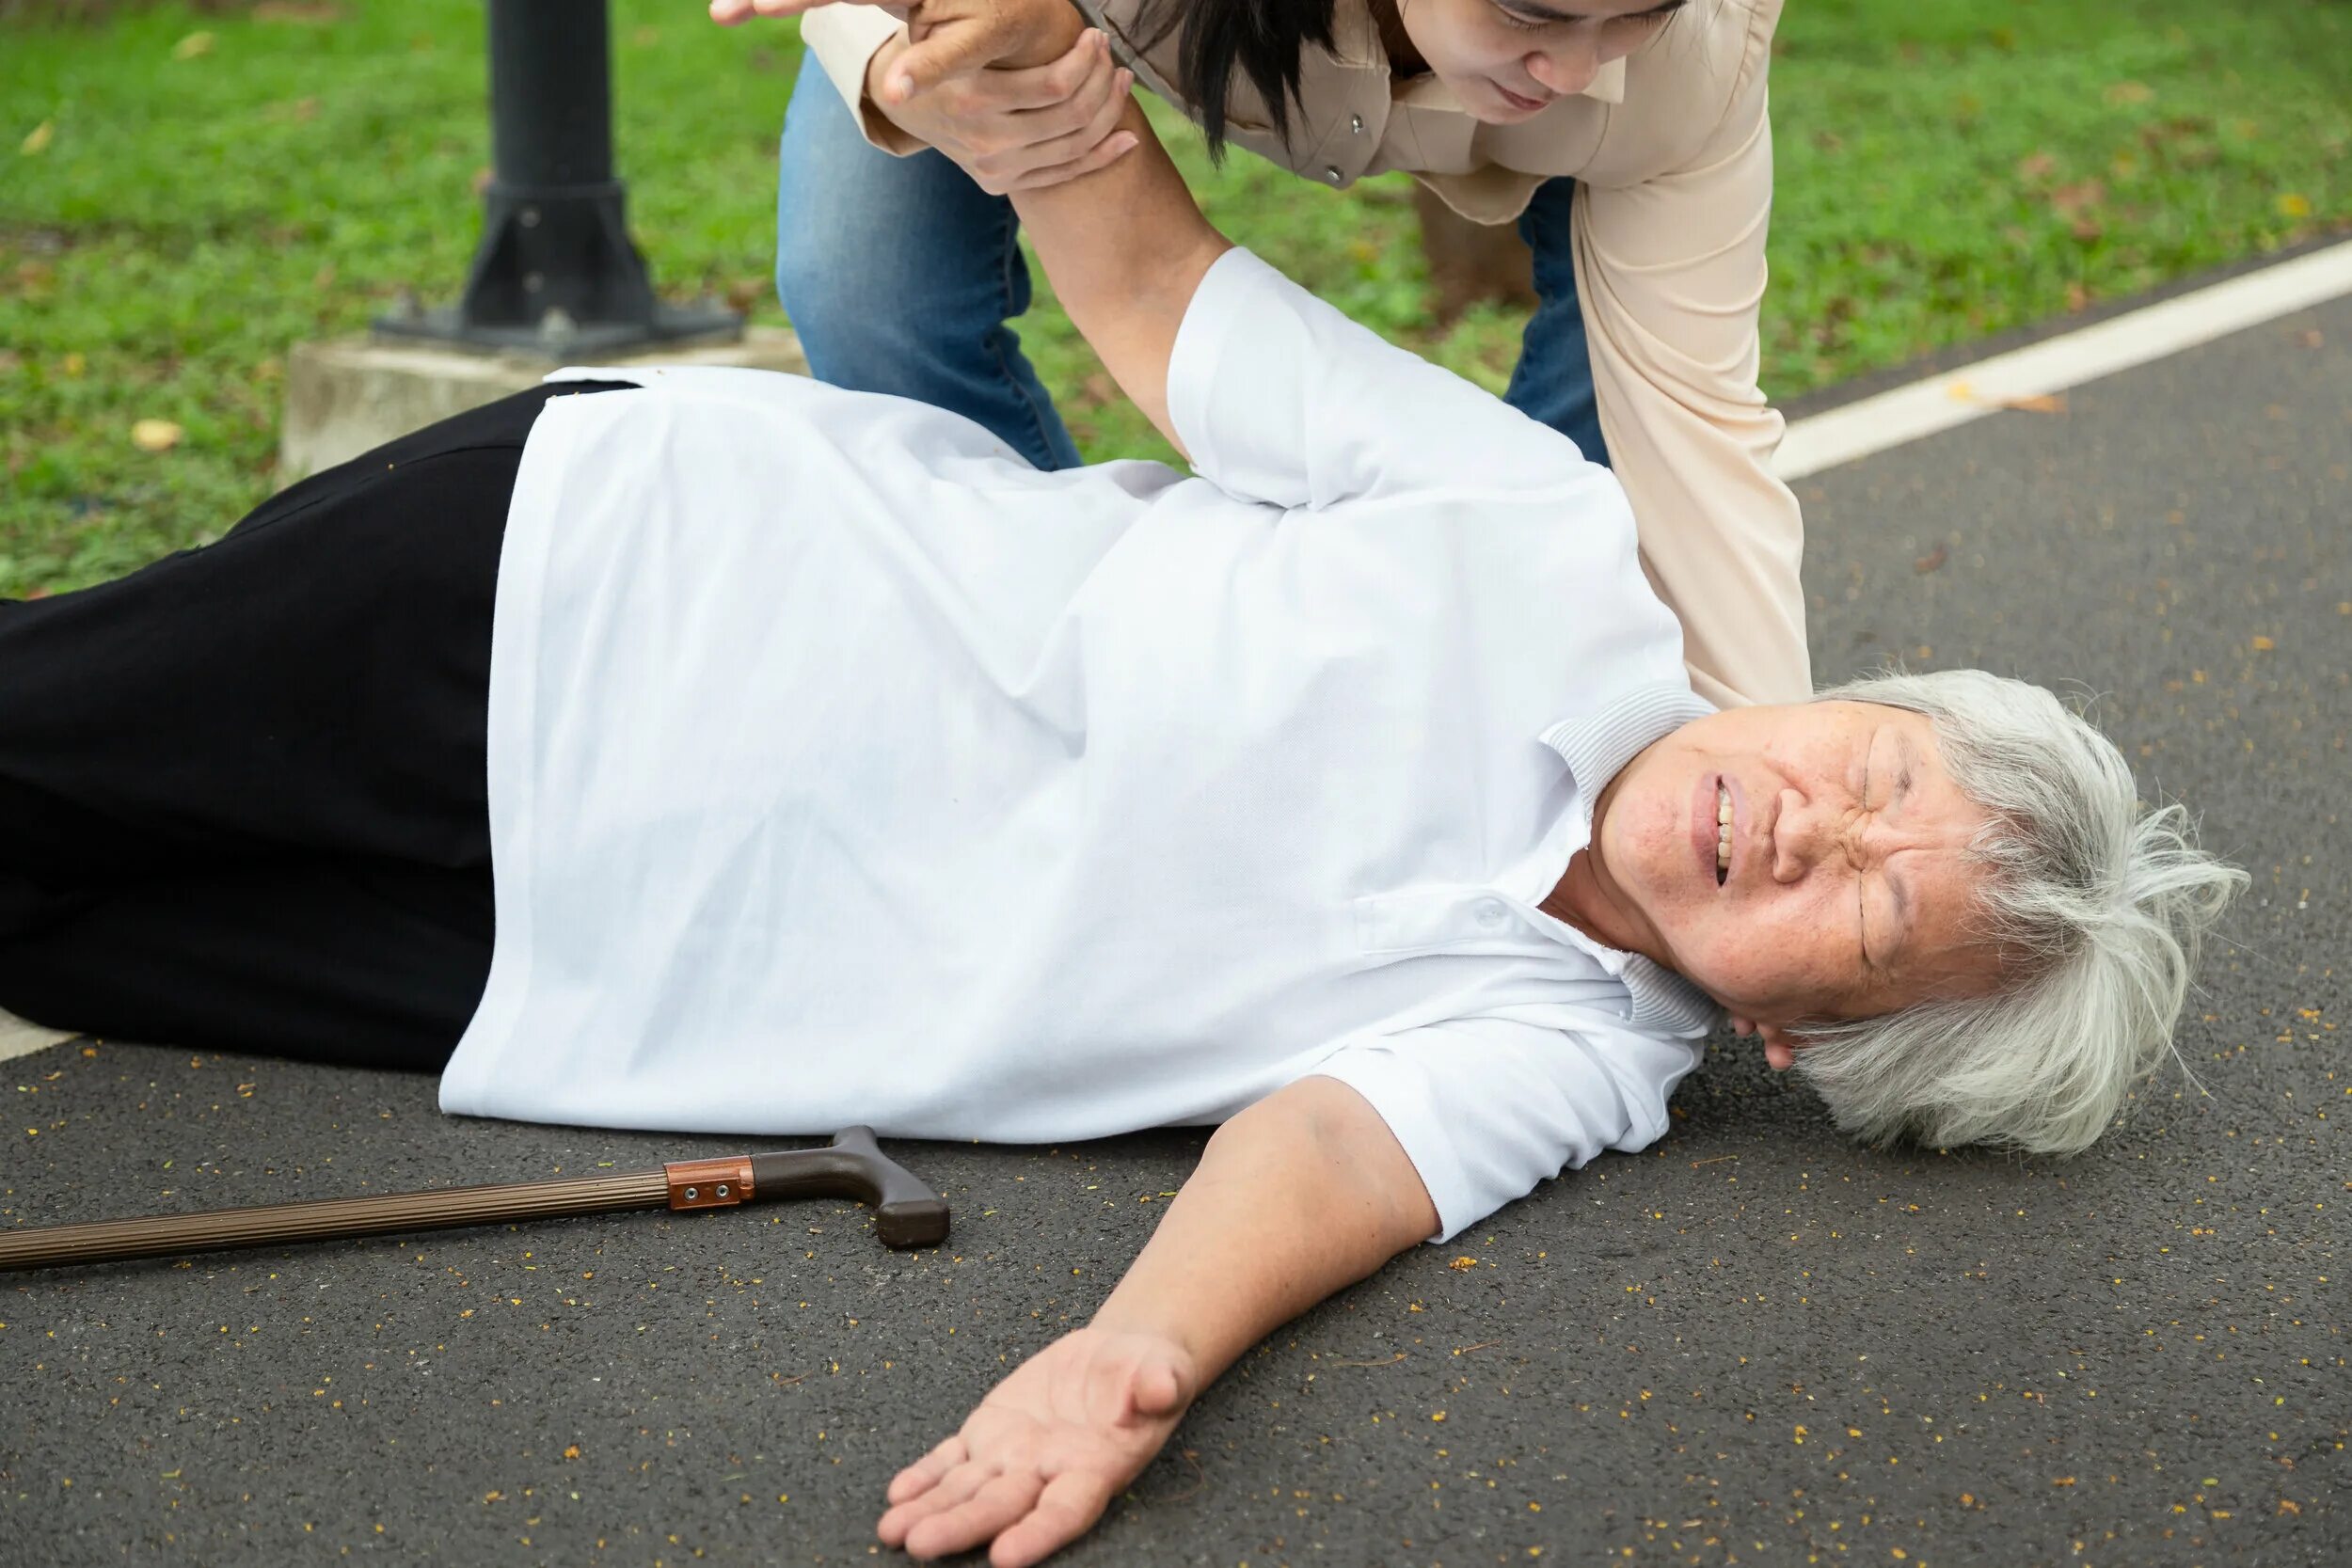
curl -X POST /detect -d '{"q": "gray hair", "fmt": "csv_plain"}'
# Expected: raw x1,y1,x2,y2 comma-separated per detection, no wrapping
1790,668,2245,1156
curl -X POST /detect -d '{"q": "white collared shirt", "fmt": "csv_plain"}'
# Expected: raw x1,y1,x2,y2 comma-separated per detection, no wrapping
439,249,1715,1240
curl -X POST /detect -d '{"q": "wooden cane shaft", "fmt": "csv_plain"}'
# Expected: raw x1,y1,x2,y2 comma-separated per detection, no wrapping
0,1168,671,1271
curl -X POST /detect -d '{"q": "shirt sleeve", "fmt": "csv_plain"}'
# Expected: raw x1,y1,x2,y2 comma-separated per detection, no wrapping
1307,1017,1702,1243
1571,0,1811,710
799,5,926,157
1168,247,1612,515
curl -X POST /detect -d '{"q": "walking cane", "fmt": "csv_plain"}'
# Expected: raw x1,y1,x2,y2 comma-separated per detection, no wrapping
0,1125,947,1272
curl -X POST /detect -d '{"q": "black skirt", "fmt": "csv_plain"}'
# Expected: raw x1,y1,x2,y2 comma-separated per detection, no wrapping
0,380,632,1069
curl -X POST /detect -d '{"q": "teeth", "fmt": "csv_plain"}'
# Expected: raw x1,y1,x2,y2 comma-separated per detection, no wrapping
1716,784,1732,872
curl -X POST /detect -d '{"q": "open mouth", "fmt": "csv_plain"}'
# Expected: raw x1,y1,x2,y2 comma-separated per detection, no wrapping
1715,782,1732,886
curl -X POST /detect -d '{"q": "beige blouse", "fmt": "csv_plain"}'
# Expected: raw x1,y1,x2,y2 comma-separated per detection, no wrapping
802,0,1809,708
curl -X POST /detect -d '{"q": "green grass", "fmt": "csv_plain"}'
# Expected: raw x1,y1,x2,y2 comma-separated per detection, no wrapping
3,0,2347,596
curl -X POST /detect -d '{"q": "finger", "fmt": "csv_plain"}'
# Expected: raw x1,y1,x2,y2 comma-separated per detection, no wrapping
1004,131,1136,193
885,18,1031,103
713,0,826,20
1764,1038,1797,1071
904,1470,1044,1560
885,1433,968,1505
1130,1357,1184,1418
1038,27,1111,112
1013,50,1124,144
965,57,1120,185
989,1470,1117,1568
1010,65,1131,167
978,29,1108,114
879,1457,996,1545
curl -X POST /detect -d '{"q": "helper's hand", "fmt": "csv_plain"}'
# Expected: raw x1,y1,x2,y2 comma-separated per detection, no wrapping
868,25,1136,194
878,1324,1196,1566
707,0,1077,83
711,0,1134,193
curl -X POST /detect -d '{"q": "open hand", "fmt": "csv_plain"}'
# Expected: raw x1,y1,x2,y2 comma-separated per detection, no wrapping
879,1325,1197,1566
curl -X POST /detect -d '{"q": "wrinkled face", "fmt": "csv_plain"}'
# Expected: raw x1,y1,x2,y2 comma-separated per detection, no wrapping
1391,0,1685,121
1574,703,2006,1037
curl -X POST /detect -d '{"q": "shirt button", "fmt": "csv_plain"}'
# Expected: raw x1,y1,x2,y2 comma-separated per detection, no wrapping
1350,114,1364,135
1475,899,1508,928
1325,166,1343,184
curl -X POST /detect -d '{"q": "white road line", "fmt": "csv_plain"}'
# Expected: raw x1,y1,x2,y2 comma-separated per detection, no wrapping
1775,238,2352,480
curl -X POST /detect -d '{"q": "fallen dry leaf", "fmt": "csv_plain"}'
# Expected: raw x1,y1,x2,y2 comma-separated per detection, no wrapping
172,31,215,60
2103,81,2154,105
1913,546,1949,575
20,120,52,156
2049,179,2106,216
131,419,184,452
2250,635,2276,651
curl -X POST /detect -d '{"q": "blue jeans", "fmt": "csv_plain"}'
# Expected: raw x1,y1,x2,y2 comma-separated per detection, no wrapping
774,53,1610,472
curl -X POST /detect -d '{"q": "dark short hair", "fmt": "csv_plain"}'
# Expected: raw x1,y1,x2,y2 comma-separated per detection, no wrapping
1134,0,1342,161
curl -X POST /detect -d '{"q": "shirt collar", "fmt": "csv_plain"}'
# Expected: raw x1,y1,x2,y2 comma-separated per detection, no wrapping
1537,679,1721,1036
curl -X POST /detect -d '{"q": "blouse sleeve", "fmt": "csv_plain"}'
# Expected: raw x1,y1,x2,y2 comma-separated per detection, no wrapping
1168,247,1616,514
1570,3,1811,709
798,4,926,157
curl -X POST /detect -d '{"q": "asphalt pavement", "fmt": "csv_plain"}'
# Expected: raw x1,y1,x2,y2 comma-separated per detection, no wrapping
3,286,2345,1568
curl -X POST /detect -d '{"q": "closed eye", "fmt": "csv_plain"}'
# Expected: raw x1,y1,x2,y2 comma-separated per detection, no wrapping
1857,752,1874,970
1492,0,1687,29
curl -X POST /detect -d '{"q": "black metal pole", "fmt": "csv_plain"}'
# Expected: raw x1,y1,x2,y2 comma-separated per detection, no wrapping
377,0,739,356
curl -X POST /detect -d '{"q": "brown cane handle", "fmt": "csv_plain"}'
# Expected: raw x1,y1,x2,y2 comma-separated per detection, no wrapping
749,1126,948,1249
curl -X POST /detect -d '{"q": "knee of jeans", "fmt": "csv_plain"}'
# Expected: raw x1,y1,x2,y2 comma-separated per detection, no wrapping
773,161,968,366
773,206,862,340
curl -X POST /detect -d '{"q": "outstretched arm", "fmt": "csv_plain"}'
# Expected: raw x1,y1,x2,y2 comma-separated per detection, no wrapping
995,55,1231,451
877,1074,1438,1566
717,0,1229,450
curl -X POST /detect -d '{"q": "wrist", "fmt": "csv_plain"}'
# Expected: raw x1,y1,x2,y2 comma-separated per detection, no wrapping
1089,1276,1234,1386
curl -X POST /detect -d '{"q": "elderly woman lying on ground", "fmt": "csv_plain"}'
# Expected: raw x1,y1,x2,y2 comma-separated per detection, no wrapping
0,23,2239,1568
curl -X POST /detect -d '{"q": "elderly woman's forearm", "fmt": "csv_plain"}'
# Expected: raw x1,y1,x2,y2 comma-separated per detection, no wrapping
1008,100,1232,451
1089,1077,1437,1384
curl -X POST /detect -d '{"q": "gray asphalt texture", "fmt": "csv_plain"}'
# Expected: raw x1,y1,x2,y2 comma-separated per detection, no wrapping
4,292,2346,1568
